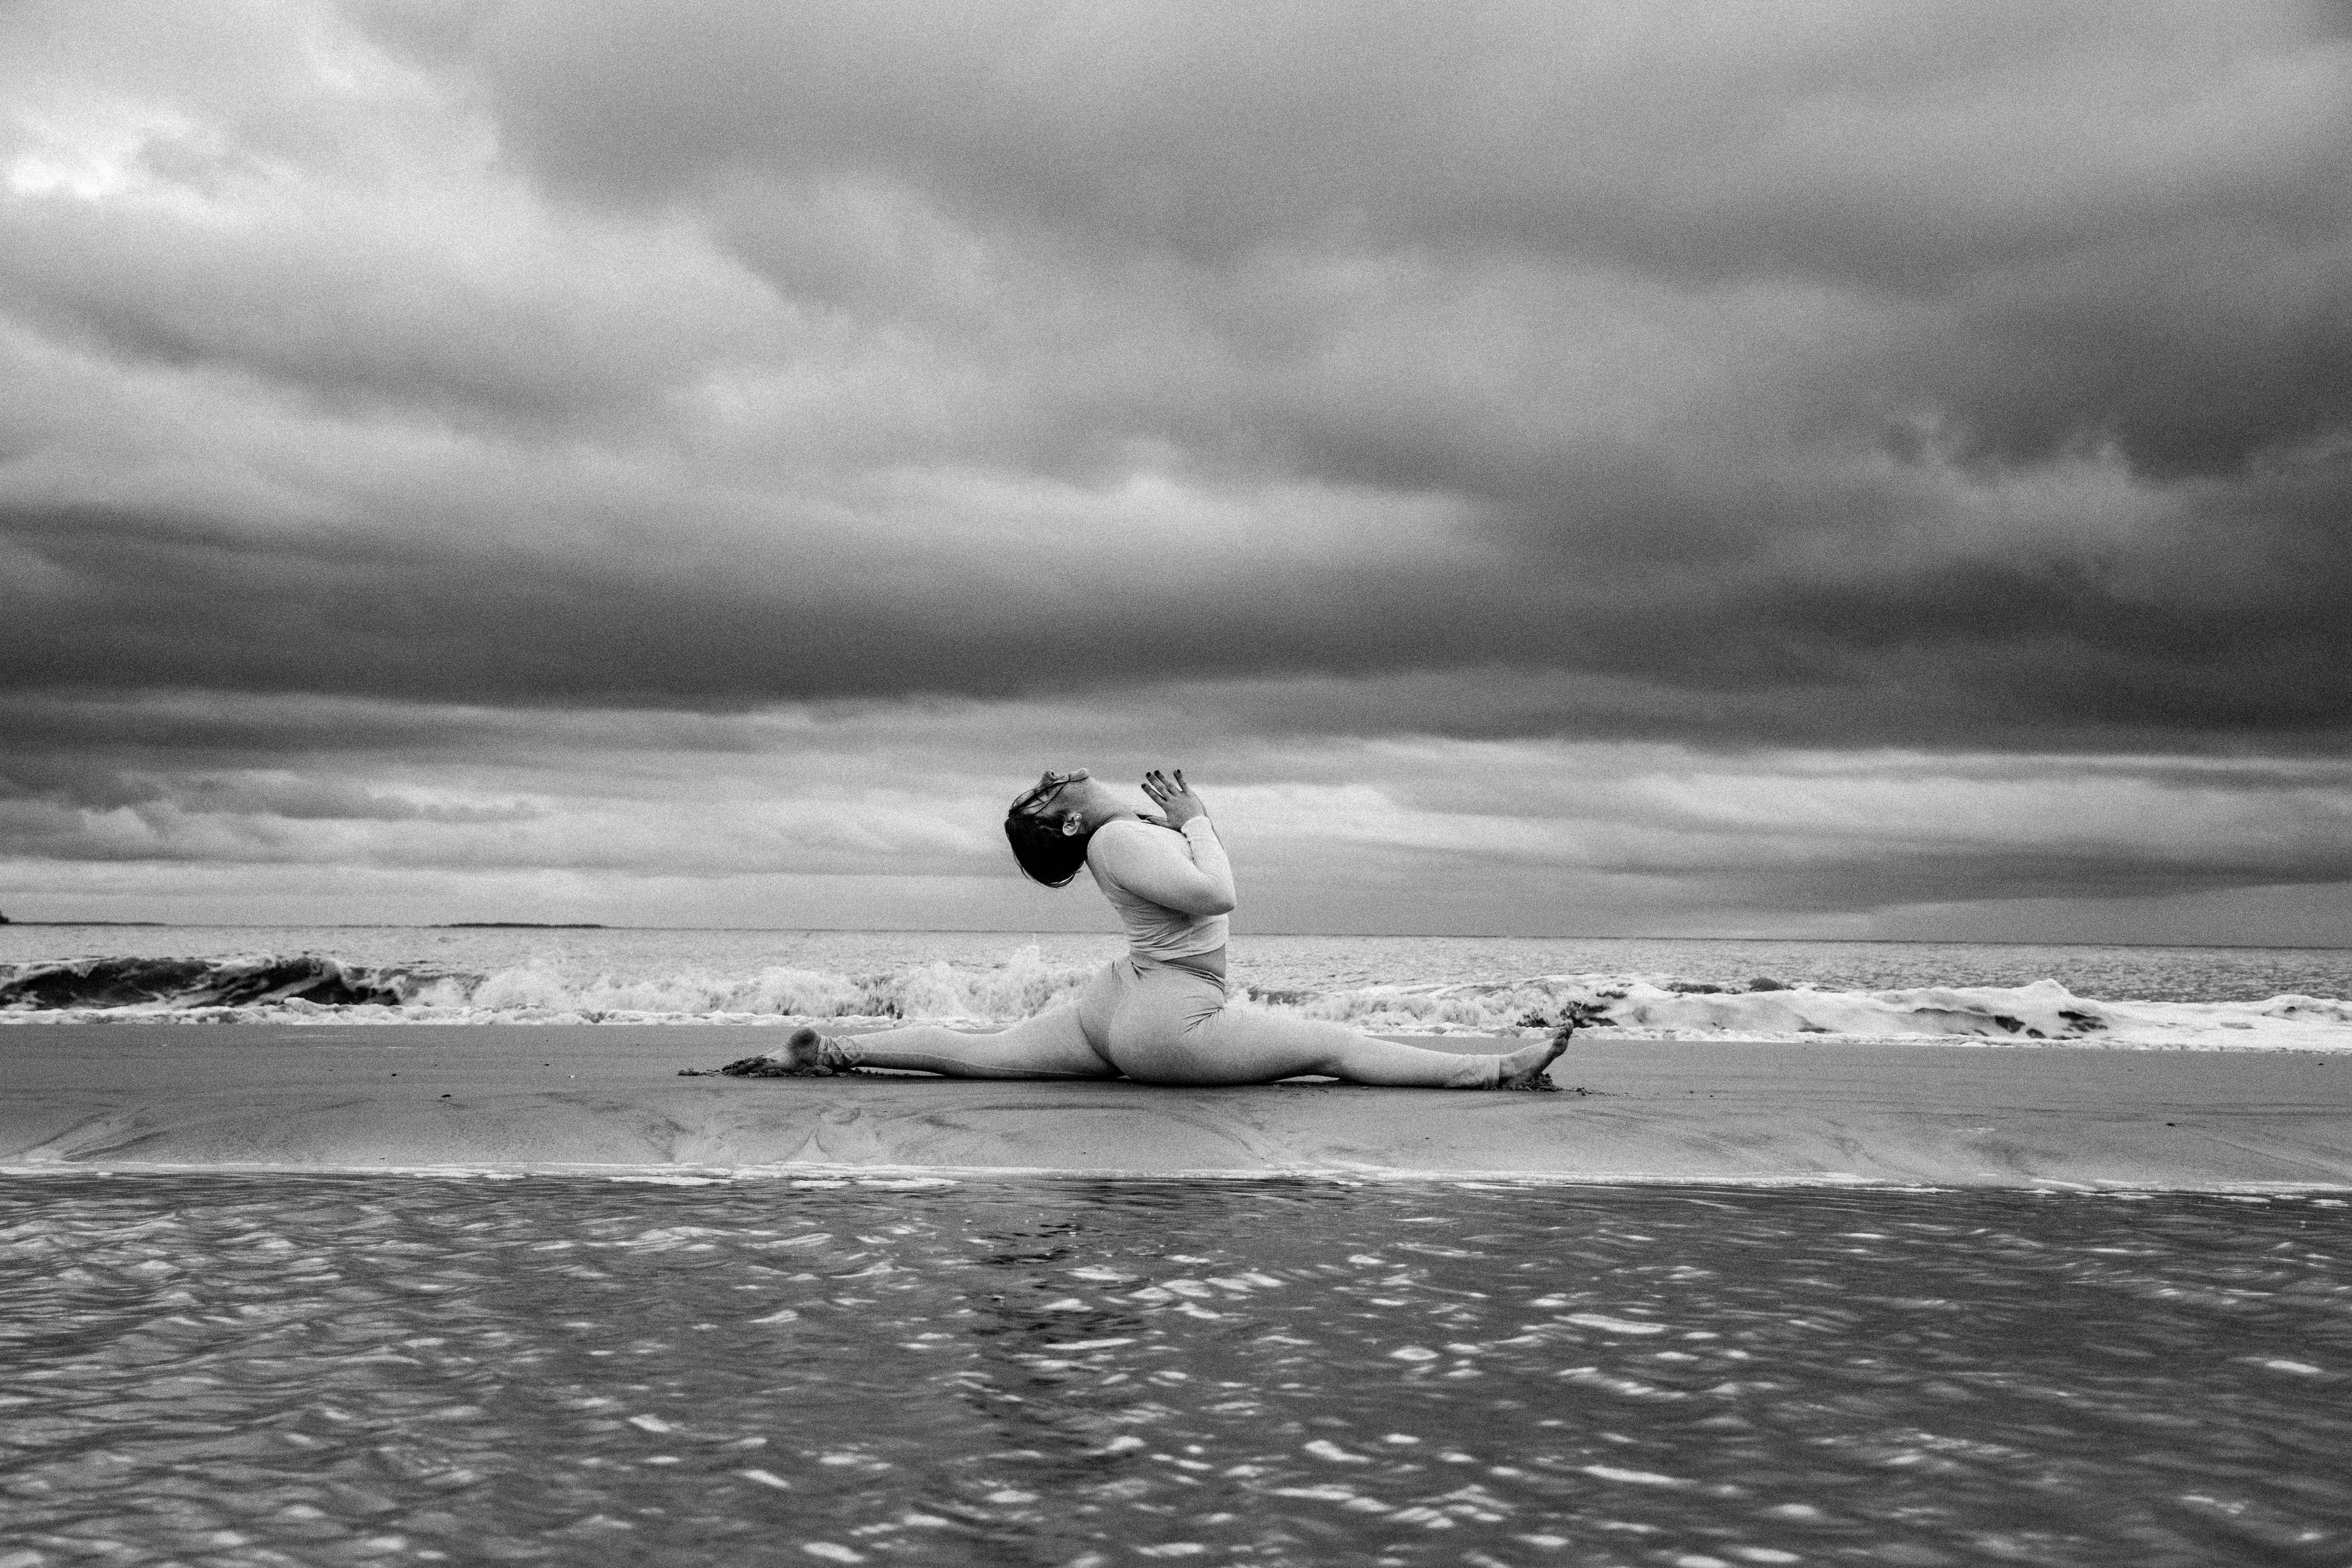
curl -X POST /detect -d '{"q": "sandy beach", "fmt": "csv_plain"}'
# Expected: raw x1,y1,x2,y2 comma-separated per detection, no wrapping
4,1024,2348,1189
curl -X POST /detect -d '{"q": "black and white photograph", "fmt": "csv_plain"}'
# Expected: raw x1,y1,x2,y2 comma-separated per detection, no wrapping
4,2,2349,1563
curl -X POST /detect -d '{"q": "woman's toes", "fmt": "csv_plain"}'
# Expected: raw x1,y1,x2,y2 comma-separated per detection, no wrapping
711,1053,775,1077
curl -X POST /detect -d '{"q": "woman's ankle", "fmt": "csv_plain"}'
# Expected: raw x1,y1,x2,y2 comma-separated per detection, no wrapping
1488,1036,1565,1091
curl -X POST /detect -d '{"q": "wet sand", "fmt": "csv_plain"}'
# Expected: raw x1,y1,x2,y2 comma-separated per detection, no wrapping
3,1025,2349,1188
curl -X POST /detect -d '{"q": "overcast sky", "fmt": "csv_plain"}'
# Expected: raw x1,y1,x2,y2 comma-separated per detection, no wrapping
4,0,2349,941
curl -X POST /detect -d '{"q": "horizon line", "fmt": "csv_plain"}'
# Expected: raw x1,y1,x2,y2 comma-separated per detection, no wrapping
1,921,2347,953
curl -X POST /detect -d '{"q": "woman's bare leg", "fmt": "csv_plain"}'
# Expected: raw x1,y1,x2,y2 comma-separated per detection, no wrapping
1218,1015,1566,1088
1288,1024,1567,1089
719,1005,1119,1081
1108,983,1569,1089
708,965,1565,1089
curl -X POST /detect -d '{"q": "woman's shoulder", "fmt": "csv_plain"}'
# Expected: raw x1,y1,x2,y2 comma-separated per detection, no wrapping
1086,815,1174,860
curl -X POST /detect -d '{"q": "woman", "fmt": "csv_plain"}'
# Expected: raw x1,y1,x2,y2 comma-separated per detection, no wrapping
721,768,1567,1089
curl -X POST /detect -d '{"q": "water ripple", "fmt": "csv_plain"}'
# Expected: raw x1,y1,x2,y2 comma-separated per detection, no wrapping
1,1177,2347,1565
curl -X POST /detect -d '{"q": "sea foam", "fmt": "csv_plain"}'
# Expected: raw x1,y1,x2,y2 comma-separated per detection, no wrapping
3,949,2347,1049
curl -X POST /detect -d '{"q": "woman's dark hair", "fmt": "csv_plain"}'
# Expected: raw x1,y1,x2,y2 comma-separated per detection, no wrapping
1005,809,1093,887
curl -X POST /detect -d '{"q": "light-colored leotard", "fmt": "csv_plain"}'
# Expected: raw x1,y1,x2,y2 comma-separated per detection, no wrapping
1084,817,1233,962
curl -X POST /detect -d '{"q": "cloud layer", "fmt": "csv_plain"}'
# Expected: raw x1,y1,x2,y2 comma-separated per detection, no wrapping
4,0,2348,936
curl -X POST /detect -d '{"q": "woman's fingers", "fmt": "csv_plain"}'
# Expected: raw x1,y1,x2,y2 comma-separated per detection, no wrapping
1140,768,1195,802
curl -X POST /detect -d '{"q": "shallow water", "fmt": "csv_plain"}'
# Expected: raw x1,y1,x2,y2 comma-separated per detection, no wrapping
3,1176,2348,1566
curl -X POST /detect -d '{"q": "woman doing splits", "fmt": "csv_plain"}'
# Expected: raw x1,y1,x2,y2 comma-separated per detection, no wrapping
722,768,1567,1090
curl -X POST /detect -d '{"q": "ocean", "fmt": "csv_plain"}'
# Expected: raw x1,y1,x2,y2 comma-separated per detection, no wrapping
4,1173,2347,1566
4,926,2349,1049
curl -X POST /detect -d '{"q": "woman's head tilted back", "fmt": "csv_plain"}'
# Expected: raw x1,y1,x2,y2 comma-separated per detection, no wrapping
1004,768,1095,887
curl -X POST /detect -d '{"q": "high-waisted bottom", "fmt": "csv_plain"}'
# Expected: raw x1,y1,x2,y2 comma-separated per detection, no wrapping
830,955,1520,1088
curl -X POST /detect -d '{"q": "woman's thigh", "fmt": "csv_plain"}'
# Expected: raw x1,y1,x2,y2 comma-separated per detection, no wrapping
1105,973,1487,1087
845,1003,1115,1078
838,961,1127,1079
1100,973,1322,1085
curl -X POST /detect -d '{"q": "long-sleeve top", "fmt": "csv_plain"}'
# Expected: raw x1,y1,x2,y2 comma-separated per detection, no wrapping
1085,816,1235,961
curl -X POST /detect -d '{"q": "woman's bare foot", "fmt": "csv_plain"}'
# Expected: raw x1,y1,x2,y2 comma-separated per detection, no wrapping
1491,1030,1570,1091
715,1025,857,1077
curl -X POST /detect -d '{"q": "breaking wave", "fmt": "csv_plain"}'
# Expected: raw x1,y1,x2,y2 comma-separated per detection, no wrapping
0,954,411,1011
4,948,2348,1050
0,949,1097,1027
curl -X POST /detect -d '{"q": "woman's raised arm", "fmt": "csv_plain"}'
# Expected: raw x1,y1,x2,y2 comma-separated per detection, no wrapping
1093,817,1236,916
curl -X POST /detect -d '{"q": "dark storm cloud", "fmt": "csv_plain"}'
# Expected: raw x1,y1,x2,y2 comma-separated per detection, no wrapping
9,483,2347,750
0,756,538,824
5,1,2351,934
0,500,1552,704
7,0,2346,752
1671,844,2352,918
458,0,2352,477
455,2,2340,283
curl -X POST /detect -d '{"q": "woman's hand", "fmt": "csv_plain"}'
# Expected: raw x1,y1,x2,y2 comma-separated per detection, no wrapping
1142,768,1207,829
